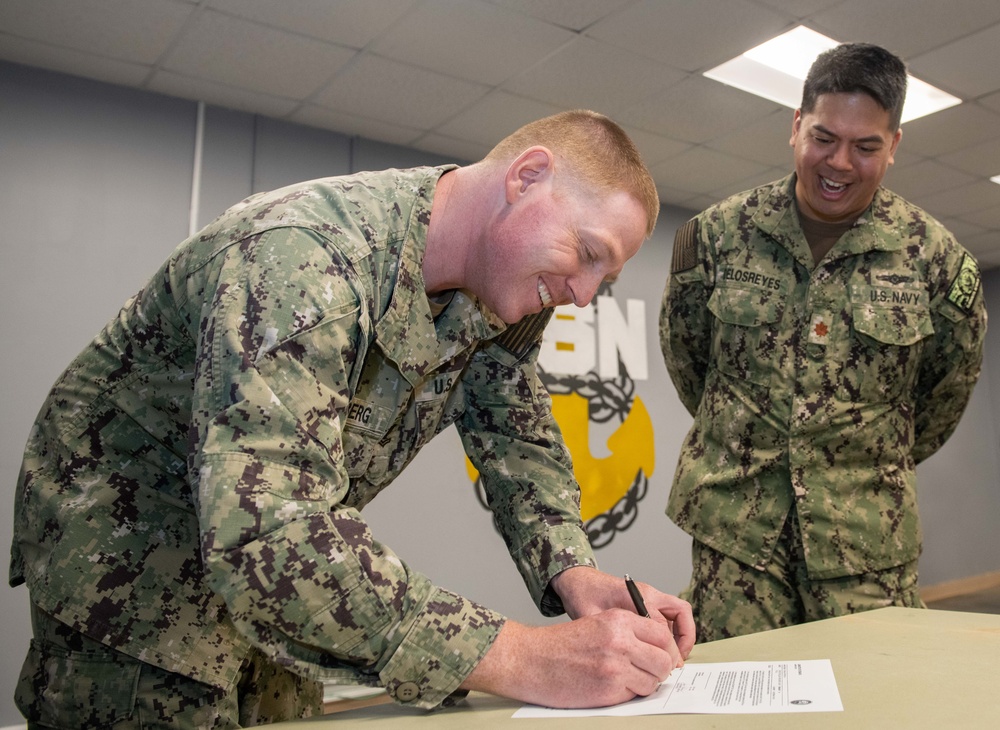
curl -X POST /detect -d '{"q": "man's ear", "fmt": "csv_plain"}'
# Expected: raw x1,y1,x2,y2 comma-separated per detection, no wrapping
887,127,902,166
504,146,554,204
789,108,802,147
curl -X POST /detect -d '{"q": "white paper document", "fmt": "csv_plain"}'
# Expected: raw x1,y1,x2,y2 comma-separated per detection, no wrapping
513,660,843,718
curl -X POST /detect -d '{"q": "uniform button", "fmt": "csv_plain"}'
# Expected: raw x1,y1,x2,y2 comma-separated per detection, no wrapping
396,681,421,702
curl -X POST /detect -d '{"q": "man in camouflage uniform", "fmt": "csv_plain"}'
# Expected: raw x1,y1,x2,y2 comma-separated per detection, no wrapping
11,110,694,727
660,44,987,642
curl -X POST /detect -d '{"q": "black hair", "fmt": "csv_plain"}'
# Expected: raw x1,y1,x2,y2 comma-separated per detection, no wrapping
801,43,908,130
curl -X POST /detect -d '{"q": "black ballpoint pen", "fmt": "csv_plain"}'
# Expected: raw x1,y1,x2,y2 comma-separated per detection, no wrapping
625,574,650,618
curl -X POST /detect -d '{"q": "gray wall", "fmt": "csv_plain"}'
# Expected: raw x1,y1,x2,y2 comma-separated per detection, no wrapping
1,61,998,726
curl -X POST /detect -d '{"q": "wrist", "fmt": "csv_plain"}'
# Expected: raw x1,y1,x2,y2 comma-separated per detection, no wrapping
550,565,598,618
460,620,525,696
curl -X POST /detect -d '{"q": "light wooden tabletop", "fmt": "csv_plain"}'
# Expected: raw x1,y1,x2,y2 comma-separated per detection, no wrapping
277,607,1000,729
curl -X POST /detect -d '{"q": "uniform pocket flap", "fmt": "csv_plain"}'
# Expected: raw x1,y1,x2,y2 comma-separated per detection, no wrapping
708,285,782,327
853,301,934,346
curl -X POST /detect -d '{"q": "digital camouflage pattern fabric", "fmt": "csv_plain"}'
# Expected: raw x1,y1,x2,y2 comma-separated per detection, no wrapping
682,512,924,642
10,166,597,712
660,174,986,584
16,604,323,727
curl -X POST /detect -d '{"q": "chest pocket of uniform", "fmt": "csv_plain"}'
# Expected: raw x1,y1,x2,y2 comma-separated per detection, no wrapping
837,288,933,403
708,284,784,387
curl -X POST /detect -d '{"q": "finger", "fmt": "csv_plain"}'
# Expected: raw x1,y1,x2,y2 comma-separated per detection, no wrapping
622,637,673,692
659,618,684,666
653,598,696,658
629,618,680,679
664,633,682,670
624,666,664,698
670,606,697,658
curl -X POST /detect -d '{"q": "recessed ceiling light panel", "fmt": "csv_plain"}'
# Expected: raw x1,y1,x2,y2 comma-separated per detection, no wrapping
704,26,961,123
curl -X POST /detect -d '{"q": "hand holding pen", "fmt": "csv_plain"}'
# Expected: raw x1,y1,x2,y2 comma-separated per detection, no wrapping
624,573,693,668
462,567,694,708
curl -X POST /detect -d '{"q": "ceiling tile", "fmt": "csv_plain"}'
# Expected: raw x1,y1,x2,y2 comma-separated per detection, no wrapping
900,103,1000,158
161,10,357,99
962,232,1000,265
907,23,1000,98
705,109,795,168
650,185,687,204
753,0,845,18
681,193,727,213
957,205,1000,231
657,187,702,210
312,54,489,130
370,0,575,86
883,159,976,199
812,0,1000,57
619,127,692,168
939,218,986,242
939,138,1000,178
619,76,784,143
972,252,1000,270
502,37,685,113
434,91,563,146
587,0,791,72
918,180,1000,219
147,70,301,118
488,0,633,31
979,89,1000,115
0,0,193,65
710,165,789,201
650,146,771,195
0,35,152,88
288,104,424,148
411,133,492,164
889,147,928,170
206,0,417,49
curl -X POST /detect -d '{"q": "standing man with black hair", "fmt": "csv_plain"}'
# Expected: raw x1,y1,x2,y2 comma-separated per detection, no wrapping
661,43,986,641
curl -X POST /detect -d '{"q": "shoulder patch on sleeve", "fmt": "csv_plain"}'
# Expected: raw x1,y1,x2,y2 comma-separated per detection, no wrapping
495,309,554,359
671,218,699,274
946,253,981,314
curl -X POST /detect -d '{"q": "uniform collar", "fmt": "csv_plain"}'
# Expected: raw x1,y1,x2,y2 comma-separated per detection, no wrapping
374,167,507,384
752,174,905,269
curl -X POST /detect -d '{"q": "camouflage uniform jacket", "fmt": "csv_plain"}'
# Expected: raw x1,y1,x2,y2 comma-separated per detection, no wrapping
660,174,986,580
9,166,596,709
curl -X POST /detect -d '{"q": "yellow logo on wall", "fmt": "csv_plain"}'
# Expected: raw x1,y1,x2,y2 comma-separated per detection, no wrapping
553,392,654,520
468,293,655,548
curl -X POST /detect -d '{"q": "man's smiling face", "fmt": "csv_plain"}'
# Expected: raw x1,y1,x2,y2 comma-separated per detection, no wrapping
790,91,901,224
476,174,647,325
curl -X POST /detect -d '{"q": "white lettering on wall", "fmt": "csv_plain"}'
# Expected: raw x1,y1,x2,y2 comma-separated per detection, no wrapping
539,297,648,380
598,296,647,380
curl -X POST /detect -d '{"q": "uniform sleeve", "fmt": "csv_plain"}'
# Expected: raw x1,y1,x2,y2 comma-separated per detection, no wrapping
456,312,597,617
189,227,503,709
659,217,715,416
912,250,988,464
